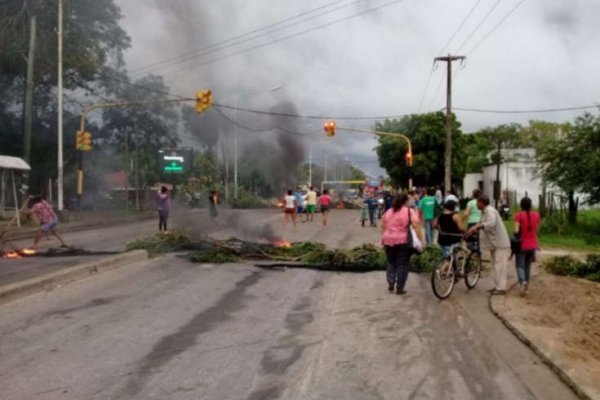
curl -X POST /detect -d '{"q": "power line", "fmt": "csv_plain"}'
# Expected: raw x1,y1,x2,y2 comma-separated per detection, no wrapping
162,0,408,77
213,106,319,136
454,105,599,114
437,0,482,56
455,0,501,54
213,103,414,121
466,0,526,55
94,70,189,100
129,0,362,77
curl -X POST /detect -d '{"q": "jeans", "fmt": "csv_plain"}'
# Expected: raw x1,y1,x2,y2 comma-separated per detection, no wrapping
158,210,169,231
516,250,535,284
424,219,434,245
385,245,411,291
368,209,377,226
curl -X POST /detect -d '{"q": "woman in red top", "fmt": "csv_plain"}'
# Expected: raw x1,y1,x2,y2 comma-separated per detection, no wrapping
319,189,332,226
381,193,423,295
514,197,540,296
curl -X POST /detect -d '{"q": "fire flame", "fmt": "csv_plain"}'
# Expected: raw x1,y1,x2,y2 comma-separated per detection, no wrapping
277,202,284,208
3,252,21,259
1,248,36,258
274,239,292,248
20,248,36,256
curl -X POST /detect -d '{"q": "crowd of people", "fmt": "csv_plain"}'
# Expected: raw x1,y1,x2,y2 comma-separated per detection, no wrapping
380,187,540,297
282,186,332,229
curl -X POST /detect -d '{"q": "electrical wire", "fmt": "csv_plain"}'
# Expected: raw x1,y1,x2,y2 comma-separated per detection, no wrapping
455,0,501,54
213,103,414,121
437,0,482,56
466,0,526,55
161,0,408,77
454,105,599,114
129,0,362,77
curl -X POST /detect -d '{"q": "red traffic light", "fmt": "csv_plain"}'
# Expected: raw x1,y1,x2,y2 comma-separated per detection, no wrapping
323,121,336,137
405,152,413,166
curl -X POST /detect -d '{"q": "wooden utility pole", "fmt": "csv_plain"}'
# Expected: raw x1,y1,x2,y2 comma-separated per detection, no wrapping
23,14,37,167
434,54,465,193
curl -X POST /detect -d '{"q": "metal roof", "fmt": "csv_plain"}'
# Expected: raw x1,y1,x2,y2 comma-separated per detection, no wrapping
0,156,31,171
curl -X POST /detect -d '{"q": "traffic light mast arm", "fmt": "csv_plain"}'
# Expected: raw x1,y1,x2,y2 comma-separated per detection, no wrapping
335,126,412,163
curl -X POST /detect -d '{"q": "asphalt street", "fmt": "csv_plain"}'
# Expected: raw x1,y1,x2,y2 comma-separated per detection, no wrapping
0,208,579,399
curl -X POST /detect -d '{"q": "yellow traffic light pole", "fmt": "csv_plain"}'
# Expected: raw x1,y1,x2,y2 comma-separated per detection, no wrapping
325,124,414,191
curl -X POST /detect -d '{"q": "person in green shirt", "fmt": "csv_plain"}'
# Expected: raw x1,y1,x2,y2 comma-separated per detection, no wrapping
464,189,482,228
419,188,438,245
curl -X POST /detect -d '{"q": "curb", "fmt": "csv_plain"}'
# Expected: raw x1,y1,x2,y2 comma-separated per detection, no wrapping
489,288,595,400
0,250,148,306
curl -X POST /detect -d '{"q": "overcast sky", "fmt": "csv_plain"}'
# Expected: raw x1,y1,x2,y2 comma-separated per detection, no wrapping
114,0,600,177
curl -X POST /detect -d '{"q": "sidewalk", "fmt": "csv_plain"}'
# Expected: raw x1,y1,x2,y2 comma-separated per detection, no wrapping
490,254,600,400
1,209,155,241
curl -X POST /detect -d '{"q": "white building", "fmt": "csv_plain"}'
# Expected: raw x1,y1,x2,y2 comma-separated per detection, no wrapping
463,148,542,207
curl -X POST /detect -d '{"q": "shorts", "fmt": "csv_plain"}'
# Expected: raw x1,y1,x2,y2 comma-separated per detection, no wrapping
41,220,58,232
306,204,317,213
284,208,296,214
321,205,330,212
296,205,304,214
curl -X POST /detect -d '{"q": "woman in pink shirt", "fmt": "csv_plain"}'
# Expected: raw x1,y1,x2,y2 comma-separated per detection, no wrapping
513,197,540,296
381,193,423,295
25,196,68,249
319,189,332,226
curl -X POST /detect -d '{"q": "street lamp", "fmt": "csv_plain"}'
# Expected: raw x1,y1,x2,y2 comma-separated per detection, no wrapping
323,122,414,190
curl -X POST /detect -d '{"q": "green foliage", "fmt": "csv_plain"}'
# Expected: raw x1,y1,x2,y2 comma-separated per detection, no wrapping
375,112,465,188
126,230,192,255
535,111,600,206
543,254,600,282
539,209,600,246
409,246,443,273
230,190,269,209
188,251,240,264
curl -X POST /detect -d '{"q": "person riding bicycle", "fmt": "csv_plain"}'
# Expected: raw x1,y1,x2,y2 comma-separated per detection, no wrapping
433,200,465,257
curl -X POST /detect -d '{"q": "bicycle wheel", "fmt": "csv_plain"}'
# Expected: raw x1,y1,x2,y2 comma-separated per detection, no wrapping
431,258,456,299
464,251,482,289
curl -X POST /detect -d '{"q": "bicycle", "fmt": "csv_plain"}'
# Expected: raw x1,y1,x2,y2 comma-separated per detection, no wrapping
431,234,482,300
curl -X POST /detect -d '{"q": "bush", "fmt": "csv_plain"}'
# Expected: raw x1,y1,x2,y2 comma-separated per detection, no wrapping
543,254,600,282
230,191,268,209
410,246,443,273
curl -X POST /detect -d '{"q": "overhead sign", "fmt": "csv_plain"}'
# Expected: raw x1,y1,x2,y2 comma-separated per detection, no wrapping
158,148,194,175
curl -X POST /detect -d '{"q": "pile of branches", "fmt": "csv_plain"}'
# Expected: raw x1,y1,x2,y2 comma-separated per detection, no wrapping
126,231,439,272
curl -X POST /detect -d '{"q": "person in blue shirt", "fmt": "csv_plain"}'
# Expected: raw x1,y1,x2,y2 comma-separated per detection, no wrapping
294,187,304,220
364,193,378,227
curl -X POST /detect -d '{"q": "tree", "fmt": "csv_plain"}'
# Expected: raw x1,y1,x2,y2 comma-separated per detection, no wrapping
535,112,600,223
0,0,131,194
375,112,465,190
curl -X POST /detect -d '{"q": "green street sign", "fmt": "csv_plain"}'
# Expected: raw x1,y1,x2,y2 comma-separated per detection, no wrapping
163,160,184,173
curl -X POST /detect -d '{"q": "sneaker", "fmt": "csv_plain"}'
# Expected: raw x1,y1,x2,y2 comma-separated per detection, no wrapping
490,289,507,295
388,284,394,292
519,283,526,297
396,288,406,295
523,281,529,295
486,288,496,293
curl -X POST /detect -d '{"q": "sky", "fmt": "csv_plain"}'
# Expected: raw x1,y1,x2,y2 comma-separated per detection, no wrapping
114,0,600,178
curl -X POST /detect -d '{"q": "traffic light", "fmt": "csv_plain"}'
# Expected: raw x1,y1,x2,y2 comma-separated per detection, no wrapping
196,89,212,113
323,121,336,137
81,131,92,152
405,151,413,167
75,130,84,150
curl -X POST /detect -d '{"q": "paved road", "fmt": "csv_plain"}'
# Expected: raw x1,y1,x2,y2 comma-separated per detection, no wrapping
0,209,579,399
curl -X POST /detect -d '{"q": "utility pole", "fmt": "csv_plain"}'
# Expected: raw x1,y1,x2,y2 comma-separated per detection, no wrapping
57,0,64,210
434,54,465,192
23,14,37,171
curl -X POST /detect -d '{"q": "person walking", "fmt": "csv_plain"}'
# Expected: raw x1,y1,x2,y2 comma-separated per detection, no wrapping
305,186,317,222
463,189,482,229
157,186,170,232
24,196,68,249
433,200,465,257
364,193,378,227
209,190,218,218
283,189,297,229
381,193,423,295
514,197,540,296
467,195,511,295
319,189,332,226
419,188,438,246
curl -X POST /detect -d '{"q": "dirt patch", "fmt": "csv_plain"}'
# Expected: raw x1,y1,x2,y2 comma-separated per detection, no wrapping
493,270,600,396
